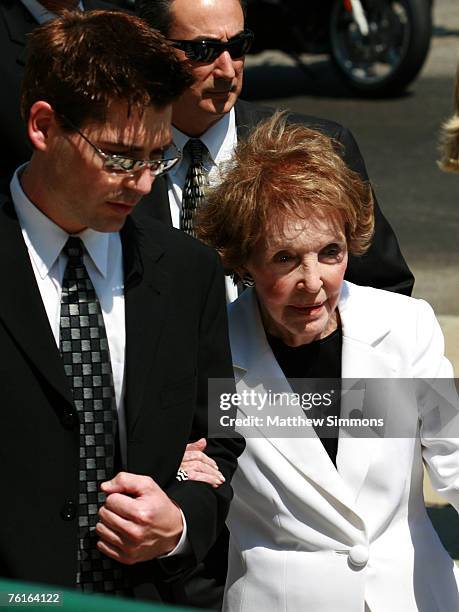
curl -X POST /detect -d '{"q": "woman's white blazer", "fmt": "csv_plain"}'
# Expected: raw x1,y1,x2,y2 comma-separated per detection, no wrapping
223,281,459,612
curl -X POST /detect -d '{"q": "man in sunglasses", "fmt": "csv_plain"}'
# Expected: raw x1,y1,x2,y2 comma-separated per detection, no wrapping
136,0,414,300
0,9,243,603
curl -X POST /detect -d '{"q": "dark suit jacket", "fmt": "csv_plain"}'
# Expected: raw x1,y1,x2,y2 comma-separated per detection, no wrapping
135,99,414,297
0,0,117,186
0,190,244,603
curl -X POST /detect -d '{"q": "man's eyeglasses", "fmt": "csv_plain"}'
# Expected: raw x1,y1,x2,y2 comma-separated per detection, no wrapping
59,115,181,176
169,29,254,63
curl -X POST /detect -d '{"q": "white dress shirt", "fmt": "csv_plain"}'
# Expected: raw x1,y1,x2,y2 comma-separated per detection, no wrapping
168,108,239,302
11,166,128,462
10,165,187,556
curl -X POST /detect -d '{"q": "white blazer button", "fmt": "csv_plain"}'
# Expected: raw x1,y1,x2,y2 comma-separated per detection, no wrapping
348,545,369,568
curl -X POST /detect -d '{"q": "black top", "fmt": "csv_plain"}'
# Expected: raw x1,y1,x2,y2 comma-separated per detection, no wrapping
267,327,342,466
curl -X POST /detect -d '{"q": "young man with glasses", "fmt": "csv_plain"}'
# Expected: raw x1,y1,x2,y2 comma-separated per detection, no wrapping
0,9,243,603
136,0,414,300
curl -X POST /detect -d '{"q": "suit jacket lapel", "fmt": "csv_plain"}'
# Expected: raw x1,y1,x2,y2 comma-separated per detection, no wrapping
235,100,253,140
235,100,275,141
150,177,172,224
135,177,172,225
229,288,361,515
122,217,170,435
0,197,73,406
336,282,401,502
0,196,173,431
336,339,389,504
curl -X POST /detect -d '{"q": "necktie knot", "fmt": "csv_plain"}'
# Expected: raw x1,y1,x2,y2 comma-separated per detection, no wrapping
63,236,85,261
185,138,207,165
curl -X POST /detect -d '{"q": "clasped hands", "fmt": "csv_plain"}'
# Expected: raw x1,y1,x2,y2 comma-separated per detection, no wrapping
96,439,223,565
96,472,183,565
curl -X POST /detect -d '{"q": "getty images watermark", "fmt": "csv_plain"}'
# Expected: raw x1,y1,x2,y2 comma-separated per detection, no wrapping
207,378,459,439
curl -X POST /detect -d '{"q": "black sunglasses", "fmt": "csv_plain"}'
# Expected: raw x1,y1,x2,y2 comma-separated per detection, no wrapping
170,29,254,63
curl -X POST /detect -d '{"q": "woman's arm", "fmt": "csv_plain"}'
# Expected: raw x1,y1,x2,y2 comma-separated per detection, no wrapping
178,438,226,488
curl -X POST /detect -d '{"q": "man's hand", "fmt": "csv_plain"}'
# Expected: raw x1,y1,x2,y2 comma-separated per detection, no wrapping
96,472,183,565
180,437,226,488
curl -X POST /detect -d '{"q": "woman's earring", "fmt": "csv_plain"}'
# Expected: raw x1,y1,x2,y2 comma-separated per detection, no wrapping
241,273,255,287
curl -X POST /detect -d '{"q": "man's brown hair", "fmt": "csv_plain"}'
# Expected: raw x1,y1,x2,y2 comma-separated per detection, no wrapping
197,111,374,276
20,9,192,129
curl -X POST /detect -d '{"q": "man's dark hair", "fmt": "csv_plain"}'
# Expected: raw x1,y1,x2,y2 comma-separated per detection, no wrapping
20,9,192,129
136,0,247,36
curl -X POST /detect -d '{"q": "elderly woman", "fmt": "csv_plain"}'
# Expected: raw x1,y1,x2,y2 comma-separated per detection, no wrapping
181,113,459,612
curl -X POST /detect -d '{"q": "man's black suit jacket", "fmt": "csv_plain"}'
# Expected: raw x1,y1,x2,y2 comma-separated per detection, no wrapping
135,99,414,297
0,191,244,602
0,0,117,185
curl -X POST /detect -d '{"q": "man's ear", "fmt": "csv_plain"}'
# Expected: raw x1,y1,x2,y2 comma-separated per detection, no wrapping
27,101,57,152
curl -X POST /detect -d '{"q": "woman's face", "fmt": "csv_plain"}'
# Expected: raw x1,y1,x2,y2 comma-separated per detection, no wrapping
243,211,348,347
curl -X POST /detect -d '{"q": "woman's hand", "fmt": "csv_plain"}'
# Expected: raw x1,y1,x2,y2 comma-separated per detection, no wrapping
178,438,226,488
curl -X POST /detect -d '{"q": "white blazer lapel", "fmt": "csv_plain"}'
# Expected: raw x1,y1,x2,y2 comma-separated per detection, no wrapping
229,288,361,514
337,282,402,502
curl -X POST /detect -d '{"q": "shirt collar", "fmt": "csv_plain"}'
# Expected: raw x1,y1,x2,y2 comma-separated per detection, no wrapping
171,106,236,173
10,164,111,279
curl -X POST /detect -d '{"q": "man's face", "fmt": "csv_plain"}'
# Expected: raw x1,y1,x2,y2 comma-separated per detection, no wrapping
168,0,245,136
42,101,172,233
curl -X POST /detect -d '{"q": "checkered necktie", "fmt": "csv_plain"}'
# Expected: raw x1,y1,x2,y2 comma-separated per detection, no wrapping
60,237,128,595
181,138,208,237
